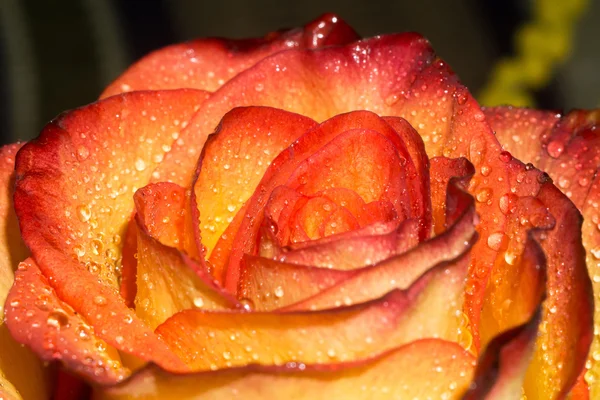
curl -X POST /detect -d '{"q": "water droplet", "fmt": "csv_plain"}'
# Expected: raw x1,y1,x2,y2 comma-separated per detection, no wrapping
274,286,284,298
76,326,90,340
76,146,90,161
487,232,505,251
456,93,467,105
238,298,254,311
480,165,491,176
557,176,570,189
384,94,399,106
77,205,92,222
476,187,492,203
498,193,516,215
579,176,590,187
47,310,69,329
498,151,512,163
73,245,86,258
504,251,516,265
546,141,564,158
134,158,146,172
193,297,204,308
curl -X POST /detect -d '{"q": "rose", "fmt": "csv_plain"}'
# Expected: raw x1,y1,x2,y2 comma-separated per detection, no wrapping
0,14,594,399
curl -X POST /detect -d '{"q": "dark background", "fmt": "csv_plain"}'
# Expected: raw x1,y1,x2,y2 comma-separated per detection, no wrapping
1,0,599,145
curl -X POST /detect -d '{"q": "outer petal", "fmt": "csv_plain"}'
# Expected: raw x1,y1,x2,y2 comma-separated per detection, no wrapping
487,107,598,397
11,90,208,373
0,143,50,400
5,259,130,384
155,254,468,371
100,14,359,98
96,339,476,400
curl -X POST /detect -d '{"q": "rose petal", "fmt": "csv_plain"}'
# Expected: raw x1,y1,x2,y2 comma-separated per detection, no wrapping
192,106,317,276
156,252,468,371
97,339,476,400
486,107,597,397
100,14,359,98
13,90,206,372
463,307,541,399
0,143,51,400
5,259,130,384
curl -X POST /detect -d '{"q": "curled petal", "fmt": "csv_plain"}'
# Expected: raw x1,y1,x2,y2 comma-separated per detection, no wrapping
156,254,468,371
101,13,359,98
97,339,476,400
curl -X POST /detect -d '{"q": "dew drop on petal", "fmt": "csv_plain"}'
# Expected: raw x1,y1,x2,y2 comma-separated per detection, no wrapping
546,141,564,158
135,158,147,172
274,286,284,298
93,295,107,306
47,310,69,329
193,297,204,308
239,298,255,311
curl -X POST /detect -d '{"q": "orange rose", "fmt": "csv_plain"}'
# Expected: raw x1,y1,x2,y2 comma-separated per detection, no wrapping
0,14,595,399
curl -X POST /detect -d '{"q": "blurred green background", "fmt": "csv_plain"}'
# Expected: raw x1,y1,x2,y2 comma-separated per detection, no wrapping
1,0,599,145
